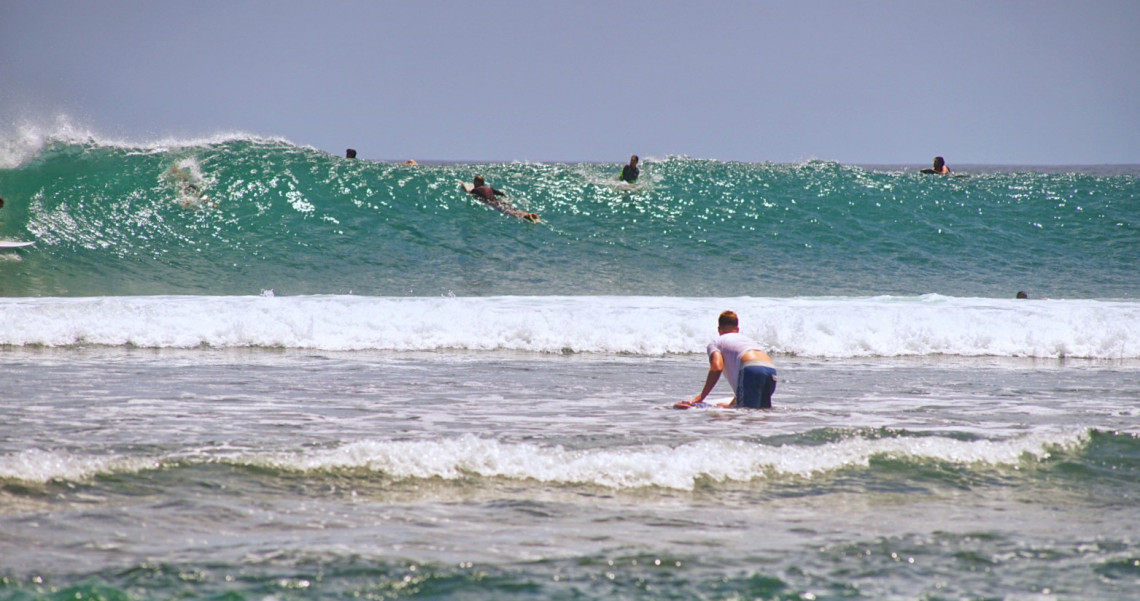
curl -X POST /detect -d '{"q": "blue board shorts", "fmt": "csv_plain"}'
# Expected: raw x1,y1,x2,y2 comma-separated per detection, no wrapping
736,361,777,409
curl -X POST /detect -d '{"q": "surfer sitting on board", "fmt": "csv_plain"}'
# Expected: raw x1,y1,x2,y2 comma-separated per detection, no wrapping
921,156,950,175
466,176,539,222
678,310,777,409
619,155,640,183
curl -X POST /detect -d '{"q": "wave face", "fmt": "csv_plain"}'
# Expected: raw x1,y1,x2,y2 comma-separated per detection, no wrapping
1,136,1138,298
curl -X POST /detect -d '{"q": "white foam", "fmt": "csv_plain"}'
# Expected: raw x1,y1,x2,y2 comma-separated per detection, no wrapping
0,430,1090,488
1,294,1137,359
239,429,1088,490
0,448,161,483
0,114,295,169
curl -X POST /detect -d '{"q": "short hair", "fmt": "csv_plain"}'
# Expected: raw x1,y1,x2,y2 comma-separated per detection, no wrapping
718,310,739,329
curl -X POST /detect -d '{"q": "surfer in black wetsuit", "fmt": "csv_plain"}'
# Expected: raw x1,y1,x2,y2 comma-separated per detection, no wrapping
467,176,539,222
619,155,640,183
921,156,950,174
469,176,506,203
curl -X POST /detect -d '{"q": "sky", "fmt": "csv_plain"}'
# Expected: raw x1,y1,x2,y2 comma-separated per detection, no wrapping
1,0,1138,164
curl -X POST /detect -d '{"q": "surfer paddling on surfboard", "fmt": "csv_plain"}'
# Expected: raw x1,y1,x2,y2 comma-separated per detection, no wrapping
675,310,777,410
463,176,540,222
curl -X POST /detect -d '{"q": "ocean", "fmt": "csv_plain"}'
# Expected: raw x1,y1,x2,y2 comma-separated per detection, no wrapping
1,132,1139,600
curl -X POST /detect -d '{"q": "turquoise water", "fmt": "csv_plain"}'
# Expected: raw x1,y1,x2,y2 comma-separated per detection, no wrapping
2,138,1136,298
3,136,1140,600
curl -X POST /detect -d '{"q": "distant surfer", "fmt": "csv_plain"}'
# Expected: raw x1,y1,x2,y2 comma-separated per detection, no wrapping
346,148,357,159
921,156,950,175
619,155,640,183
164,165,214,208
468,176,505,203
465,176,539,222
678,310,777,409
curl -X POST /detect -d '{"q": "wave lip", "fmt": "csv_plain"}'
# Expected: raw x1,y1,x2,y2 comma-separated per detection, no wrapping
0,448,162,483
244,429,1082,490
0,115,294,168
256,428,1085,488
1,294,1138,359
1,430,1089,489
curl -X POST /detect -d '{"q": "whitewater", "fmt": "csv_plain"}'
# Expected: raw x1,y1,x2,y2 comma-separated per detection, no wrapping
1,294,1138,359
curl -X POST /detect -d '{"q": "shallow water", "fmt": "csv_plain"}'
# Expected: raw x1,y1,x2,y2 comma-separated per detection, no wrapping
3,348,1138,600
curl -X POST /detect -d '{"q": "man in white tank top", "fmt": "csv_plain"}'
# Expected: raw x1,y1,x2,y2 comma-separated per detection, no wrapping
685,310,777,408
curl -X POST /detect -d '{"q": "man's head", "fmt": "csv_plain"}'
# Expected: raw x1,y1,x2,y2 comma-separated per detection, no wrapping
717,310,739,334
474,176,485,186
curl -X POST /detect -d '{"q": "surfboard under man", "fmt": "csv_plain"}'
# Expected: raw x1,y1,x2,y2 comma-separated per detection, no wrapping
465,176,539,222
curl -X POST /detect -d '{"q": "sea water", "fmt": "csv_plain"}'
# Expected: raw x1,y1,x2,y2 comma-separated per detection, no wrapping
1,131,1139,600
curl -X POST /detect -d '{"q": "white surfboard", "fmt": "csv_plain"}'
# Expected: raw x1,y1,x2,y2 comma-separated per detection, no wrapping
0,240,35,249
672,396,735,410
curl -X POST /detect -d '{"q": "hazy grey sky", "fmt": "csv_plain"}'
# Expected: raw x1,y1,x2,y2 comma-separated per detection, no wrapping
2,0,1138,164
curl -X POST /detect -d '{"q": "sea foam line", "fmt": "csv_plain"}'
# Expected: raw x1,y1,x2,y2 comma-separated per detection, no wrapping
239,430,1087,490
1,294,1138,359
0,431,1088,489
0,448,162,483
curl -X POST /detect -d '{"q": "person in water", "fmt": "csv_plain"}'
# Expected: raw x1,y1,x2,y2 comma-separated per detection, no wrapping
467,176,539,222
469,176,506,203
345,148,357,159
683,310,777,409
921,156,950,174
619,155,640,183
